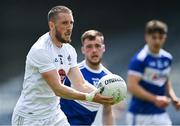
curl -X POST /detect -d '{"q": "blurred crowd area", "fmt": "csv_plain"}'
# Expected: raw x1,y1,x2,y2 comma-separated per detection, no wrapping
0,0,180,125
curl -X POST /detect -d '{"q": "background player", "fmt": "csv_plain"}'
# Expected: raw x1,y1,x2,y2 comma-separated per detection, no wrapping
12,6,114,125
61,30,113,125
127,20,180,125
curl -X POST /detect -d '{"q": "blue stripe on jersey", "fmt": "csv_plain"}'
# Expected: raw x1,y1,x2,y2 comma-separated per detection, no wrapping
128,45,172,114
81,68,107,88
60,62,109,125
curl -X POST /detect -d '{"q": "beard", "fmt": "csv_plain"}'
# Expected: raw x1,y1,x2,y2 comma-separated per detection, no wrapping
87,57,102,66
55,27,71,43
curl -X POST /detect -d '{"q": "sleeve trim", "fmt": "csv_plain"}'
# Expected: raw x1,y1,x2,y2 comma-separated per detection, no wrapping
128,70,143,77
39,66,56,73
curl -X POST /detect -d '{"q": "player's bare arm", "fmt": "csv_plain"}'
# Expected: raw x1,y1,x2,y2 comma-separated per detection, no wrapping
42,68,114,105
102,105,113,125
67,66,115,105
166,80,180,110
128,74,170,108
67,66,96,93
42,69,87,100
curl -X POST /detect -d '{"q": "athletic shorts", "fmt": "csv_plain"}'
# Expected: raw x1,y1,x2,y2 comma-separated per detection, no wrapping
126,112,172,126
12,111,70,126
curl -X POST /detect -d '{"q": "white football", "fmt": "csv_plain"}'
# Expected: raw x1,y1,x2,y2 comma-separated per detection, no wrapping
98,74,127,103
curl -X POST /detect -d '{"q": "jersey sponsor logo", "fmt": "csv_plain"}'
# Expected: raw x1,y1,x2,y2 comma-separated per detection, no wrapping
143,67,170,86
58,69,66,83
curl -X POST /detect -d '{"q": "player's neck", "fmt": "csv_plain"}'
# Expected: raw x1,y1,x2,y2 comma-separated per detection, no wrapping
86,61,100,71
148,46,160,54
49,32,63,48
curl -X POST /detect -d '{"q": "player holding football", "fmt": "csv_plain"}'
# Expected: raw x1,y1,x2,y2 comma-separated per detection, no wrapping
127,20,180,125
60,30,113,125
11,6,114,125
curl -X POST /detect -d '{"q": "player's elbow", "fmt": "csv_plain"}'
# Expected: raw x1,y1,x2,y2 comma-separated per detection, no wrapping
51,85,64,97
53,88,61,97
52,85,70,99
54,90,66,98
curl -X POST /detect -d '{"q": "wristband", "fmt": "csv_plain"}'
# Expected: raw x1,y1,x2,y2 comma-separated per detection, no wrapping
85,93,95,102
85,89,98,102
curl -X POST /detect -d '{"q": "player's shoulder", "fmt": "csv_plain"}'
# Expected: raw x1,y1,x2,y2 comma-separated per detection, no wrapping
63,43,77,57
160,49,173,60
63,43,75,51
101,64,112,74
78,60,86,69
28,33,51,56
132,45,149,62
31,32,51,51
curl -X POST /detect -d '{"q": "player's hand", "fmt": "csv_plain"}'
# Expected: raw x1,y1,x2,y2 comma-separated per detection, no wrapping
154,96,171,108
85,87,115,105
172,99,180,110
93,93,115,105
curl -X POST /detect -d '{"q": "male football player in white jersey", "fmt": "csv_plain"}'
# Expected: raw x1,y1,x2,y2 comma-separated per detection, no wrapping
127,20,180,125
61,30,113,125
11,6,115,125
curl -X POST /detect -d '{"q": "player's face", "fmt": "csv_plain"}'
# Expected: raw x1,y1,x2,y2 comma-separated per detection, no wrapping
82,36,105,66
145,32,167,53
54,13,74,43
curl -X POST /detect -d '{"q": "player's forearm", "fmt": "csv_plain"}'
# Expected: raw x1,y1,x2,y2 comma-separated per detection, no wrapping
128,82,156,102
55,83,88,100
67,67,97,93
42,69,87,101
102,105,113,125
166,80,178,102
70,75,97,93
128,75,156,102
46,77,87,100
74,81,97,93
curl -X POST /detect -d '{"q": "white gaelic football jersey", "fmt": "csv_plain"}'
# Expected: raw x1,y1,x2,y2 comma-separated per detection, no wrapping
13,32,77,119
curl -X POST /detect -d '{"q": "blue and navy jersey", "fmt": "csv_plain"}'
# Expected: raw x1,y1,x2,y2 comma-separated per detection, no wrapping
128,44,173,114
60,60,111,125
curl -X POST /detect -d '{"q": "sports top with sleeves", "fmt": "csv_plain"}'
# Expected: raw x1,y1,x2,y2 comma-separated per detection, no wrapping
13,32,77,119
60,60,111,125
128,44,173,114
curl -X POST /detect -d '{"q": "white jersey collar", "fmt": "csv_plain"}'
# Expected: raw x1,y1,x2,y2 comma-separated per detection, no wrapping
145,44,162,57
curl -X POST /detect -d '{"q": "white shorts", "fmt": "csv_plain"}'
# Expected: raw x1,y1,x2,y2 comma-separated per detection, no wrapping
12,111,70,126
126,112,172,126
